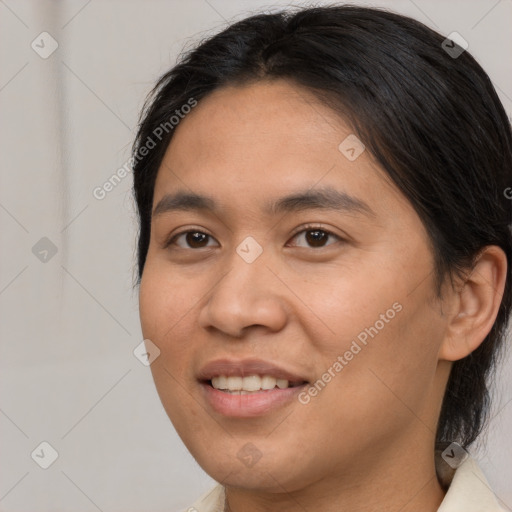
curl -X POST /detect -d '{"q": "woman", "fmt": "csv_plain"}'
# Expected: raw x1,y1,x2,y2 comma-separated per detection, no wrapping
132,5,511,511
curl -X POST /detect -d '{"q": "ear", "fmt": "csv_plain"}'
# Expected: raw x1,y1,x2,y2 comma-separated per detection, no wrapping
439,246,508,362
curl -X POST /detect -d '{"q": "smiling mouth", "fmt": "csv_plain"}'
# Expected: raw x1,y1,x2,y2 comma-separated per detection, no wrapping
205,375,308,394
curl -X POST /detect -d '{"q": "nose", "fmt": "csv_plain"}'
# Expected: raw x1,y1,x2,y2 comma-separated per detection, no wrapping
197,245,288,338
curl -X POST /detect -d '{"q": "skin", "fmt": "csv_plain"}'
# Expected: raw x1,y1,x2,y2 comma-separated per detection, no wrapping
138,79,507,512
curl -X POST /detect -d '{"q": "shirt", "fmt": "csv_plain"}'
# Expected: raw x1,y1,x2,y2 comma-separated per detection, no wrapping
183,455,505,511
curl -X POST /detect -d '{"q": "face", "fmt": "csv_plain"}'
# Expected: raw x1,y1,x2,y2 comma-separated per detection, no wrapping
139,80,450,493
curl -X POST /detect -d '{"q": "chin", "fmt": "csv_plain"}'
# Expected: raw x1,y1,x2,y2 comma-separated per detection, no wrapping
203,458,301,492
188,437,314,493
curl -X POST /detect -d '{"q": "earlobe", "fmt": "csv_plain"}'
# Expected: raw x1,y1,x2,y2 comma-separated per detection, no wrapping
439,246,507,362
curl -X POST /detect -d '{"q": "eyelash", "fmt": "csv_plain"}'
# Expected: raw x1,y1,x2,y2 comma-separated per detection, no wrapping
164,224,343,250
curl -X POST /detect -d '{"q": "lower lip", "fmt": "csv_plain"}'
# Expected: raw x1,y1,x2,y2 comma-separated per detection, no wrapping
200,382,307,417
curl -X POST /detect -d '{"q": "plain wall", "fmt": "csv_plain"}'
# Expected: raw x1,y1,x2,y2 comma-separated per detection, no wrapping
0,1,511,510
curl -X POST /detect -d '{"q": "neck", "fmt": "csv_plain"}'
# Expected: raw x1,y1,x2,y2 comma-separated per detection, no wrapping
224,438,446,512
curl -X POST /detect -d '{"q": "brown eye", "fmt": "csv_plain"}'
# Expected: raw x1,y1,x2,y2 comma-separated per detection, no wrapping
185,232,209,248
289,227,342,248
305,230,329,247
167,231,218,249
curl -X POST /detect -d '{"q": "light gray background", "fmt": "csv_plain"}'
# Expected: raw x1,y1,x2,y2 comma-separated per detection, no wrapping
0,1,511,511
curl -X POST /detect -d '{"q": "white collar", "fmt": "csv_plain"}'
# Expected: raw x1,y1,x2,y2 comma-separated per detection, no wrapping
436,456,504,511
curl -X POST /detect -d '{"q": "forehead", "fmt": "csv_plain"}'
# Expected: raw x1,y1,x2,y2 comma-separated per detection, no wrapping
164,80,347,162
153,80,409,222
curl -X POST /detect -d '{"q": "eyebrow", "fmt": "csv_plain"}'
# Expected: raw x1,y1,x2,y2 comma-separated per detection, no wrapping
152,186,376,218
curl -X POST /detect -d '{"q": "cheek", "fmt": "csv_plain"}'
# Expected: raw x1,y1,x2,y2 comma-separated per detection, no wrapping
286,257,405,348
298,260,443,424
139,263,203,425
139,260,195,339
321,294,443,433
138,262,203,391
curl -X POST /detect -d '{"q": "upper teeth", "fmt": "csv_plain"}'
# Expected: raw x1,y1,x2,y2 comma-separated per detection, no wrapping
211,375,291,391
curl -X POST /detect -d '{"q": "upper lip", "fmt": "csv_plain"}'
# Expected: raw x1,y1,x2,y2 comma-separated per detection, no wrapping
197,358,309,384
